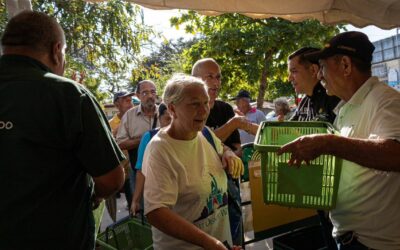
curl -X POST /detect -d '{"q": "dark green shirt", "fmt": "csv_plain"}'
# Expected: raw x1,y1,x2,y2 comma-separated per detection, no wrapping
0,55,125,249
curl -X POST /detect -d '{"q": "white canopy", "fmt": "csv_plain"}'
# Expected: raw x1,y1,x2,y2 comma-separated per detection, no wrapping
86,0,400,29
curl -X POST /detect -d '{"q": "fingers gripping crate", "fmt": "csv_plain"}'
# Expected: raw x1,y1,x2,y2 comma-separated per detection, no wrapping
254,121,342,210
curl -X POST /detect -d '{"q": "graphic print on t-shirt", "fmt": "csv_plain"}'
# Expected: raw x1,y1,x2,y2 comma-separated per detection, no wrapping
195,173,228,222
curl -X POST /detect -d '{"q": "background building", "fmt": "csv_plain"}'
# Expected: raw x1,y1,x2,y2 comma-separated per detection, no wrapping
372,32,400,91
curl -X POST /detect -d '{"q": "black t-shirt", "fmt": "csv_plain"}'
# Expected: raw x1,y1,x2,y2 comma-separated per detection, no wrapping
206,100,241,150
0,55,125,249
290,82,340,124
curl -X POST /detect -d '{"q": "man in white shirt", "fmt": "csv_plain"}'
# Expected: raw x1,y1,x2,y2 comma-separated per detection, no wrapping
231,90,266,144
278,31,400,250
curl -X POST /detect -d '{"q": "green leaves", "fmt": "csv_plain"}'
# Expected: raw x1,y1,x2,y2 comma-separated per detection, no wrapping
171,13,342,106
0,0,153,101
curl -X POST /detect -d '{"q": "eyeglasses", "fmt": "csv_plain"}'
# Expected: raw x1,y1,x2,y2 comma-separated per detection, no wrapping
140,90,157,96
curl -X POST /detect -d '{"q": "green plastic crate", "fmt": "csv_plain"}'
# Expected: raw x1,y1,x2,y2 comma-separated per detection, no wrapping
254,121,342,210
96,216,153,250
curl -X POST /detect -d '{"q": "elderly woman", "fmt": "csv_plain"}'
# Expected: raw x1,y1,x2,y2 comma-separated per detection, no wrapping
266,97,293,121
142,74,243,250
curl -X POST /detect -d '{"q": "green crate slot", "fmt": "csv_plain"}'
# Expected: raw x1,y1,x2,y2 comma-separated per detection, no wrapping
254,121,342,210
97,217,153,250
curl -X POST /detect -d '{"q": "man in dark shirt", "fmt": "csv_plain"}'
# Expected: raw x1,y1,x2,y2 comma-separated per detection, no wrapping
192,58,250,246
287,47,340,250
288,47,340,123
192,58,250,155
0,11,125,249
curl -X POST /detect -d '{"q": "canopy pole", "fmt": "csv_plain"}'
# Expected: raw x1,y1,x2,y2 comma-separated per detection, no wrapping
6,0,32,19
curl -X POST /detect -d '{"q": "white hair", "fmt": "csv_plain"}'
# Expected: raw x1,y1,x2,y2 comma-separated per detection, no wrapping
162,73,206,105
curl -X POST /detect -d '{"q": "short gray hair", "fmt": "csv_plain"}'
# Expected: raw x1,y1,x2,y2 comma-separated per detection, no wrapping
274,97,290,111
163,73,206,105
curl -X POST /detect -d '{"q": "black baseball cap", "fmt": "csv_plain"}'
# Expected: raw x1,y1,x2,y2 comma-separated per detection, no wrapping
305,31,375,63
113,91,134,103
230,90,251,100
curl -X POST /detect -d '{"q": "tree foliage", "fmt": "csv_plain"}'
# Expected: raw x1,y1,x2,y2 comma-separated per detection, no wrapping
133,37,198,92
171,12,342,106
0,0,153,101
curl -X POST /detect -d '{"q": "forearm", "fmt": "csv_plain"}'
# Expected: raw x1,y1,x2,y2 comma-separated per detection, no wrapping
147,207,219,248
244,123,259,136
132,170,145,204
93,165,125,199
118,137,141,150
327,135,400,171
213,121,239,142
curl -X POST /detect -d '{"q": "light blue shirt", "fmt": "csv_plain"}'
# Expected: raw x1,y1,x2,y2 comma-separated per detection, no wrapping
135,131,152,170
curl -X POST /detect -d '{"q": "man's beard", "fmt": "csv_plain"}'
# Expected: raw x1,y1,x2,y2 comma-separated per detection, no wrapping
142,98,156,110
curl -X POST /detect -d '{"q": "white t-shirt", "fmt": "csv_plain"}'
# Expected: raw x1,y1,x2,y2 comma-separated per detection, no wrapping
142,127,232,250
331,77,400,250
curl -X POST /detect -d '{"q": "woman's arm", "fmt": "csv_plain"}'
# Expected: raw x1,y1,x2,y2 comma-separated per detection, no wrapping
147,207,228,250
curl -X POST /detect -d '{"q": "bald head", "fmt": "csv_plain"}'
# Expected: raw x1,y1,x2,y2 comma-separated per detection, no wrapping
2,11,65,54
191,58,220,77
191,58,222,106
1,11,66,76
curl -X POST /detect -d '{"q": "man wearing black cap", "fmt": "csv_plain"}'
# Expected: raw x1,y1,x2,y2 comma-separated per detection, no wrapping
232,90,266,144
288,47,340,123
279,31,400,250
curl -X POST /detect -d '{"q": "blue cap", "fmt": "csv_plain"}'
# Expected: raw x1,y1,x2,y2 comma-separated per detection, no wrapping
113,91,134,103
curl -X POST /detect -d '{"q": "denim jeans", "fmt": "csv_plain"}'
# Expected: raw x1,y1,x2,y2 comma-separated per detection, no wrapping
336,232,373,250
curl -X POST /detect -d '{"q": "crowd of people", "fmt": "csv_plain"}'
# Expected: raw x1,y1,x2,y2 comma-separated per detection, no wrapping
1,10,399,250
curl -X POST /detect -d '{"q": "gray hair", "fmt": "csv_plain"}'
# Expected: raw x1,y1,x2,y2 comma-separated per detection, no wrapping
191,58,219,77
274,97,290,111
163,73,206,105
135,80,155,94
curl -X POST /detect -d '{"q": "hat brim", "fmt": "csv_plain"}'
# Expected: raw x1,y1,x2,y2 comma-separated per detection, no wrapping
121,92,135,98
304,48,336,63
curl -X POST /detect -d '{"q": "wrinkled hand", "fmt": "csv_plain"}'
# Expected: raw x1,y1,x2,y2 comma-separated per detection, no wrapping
203,239,242,250
277,134,329,167
234,109,244,116
130,201,141,215
222,150,244,179
232,116,249,130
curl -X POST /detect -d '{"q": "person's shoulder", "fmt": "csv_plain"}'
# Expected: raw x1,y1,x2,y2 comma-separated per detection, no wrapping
43,73,90,98
370,80,400,103
215,100,233,110
124,105,140,117
255,109,265,115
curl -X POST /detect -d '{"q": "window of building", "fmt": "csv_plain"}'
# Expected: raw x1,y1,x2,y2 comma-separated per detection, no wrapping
383,48,395,60
372,64,387,77
372,51,383,63
382,38,394,49
374,41,383,52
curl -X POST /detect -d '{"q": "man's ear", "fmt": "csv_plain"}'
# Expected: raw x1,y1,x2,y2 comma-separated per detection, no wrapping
168,103,177,119
341,56,352,77
310,64,320,78
51,41,62,66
